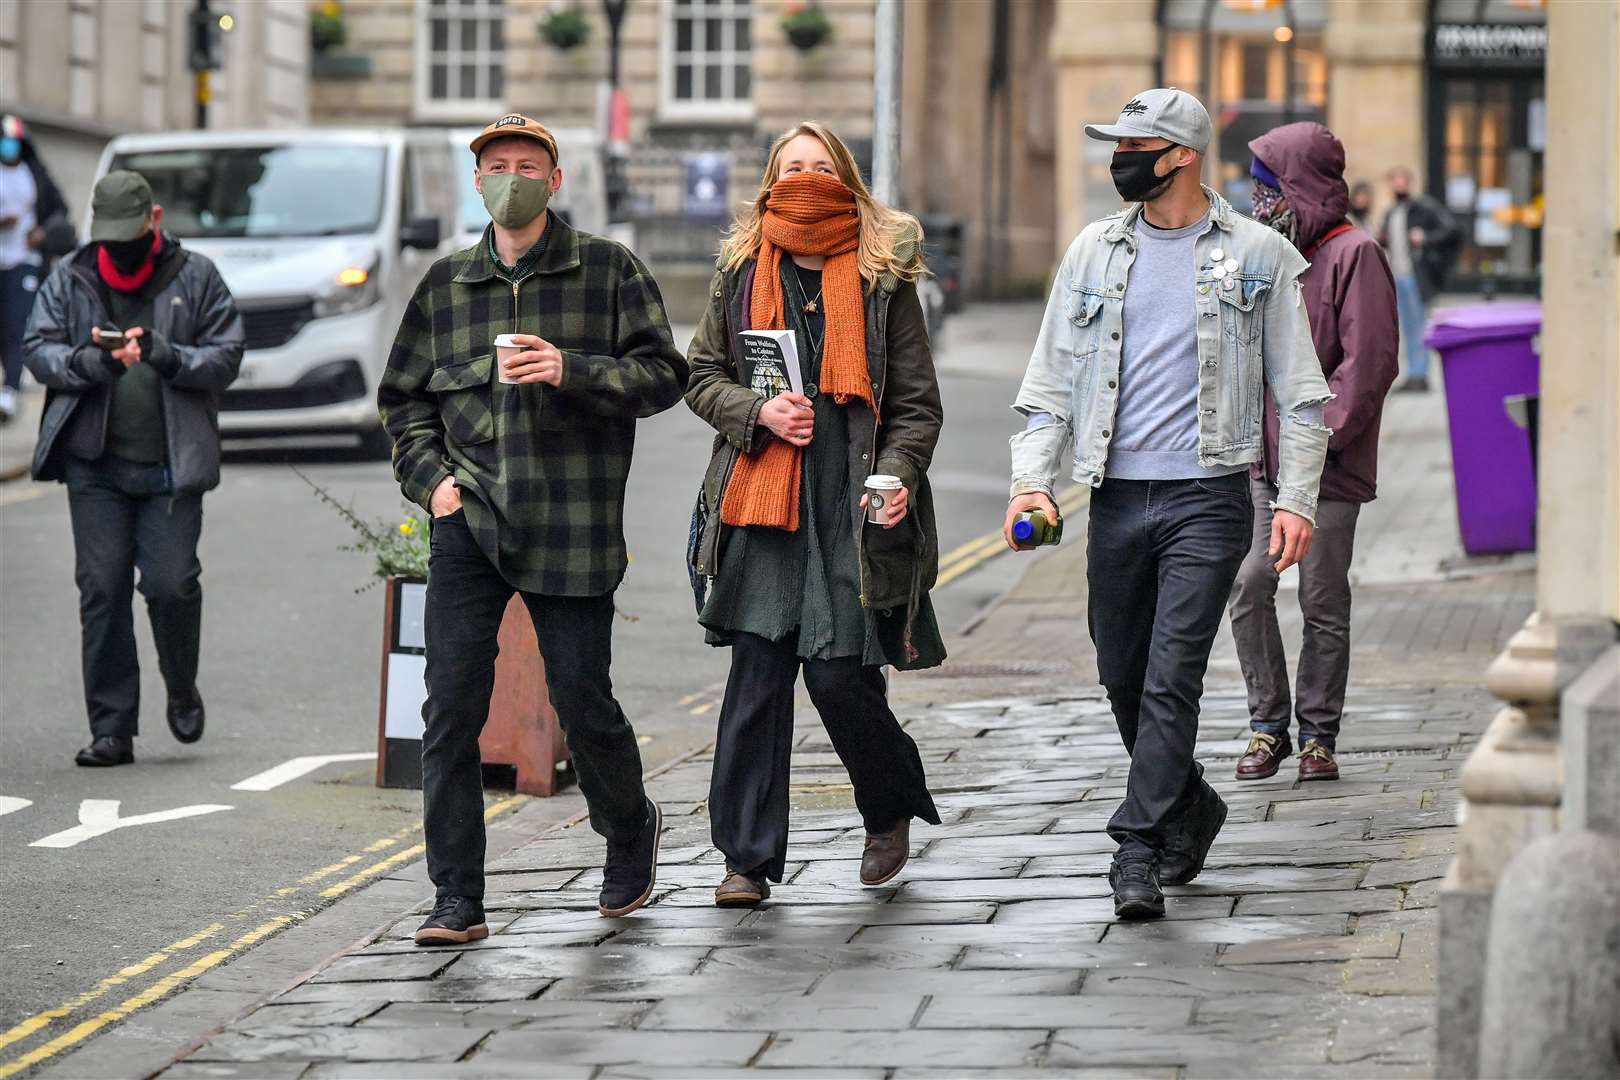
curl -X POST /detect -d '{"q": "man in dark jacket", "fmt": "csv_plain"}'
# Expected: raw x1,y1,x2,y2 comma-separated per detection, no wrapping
1379,167,1458,392
378,115,687,945
1231,122,1399,783
1,114,74,424
23,170,243,768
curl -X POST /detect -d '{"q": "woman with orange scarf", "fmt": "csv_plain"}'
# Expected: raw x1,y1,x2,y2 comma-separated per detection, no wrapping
685,123,944,907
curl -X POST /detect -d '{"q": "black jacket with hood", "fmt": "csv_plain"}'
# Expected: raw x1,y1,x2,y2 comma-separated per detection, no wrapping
22,233,244,494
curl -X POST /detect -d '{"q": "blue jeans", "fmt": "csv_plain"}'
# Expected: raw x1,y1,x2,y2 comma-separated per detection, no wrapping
1087,473,1254,861
1394,273,1429,380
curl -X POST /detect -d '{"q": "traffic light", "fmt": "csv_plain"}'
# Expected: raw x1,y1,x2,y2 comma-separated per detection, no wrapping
188,6,231,72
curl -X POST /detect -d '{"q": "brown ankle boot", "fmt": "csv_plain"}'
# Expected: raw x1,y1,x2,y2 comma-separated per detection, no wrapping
860,820,911,886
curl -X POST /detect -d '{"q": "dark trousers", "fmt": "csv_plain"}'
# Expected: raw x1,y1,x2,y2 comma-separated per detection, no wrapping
1087,473,1253,860
422,510,647,901
710,631,941,883
1,263,40,391
64,457,203,739
1229,479,1361,752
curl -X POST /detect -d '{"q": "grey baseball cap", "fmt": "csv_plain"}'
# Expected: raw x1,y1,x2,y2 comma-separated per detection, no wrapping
1085,88,1212,155
90,170,155,242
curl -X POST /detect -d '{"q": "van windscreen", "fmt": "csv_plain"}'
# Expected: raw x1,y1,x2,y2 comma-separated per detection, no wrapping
111,145,387,239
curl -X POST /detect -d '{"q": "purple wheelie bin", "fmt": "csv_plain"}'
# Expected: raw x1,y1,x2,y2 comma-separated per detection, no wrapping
1423,301,1542,555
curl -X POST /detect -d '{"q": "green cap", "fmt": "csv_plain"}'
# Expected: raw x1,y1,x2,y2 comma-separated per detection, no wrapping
90,170,155,242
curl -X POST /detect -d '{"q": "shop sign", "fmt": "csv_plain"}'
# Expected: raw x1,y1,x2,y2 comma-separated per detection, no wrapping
1433,23,1547,67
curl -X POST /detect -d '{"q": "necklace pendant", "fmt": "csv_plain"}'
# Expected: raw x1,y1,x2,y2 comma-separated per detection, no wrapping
804,299,818,313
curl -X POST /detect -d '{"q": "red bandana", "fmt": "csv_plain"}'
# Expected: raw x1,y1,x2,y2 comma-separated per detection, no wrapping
97,232,161,293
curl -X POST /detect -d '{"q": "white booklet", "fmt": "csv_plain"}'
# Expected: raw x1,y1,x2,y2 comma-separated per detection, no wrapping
739,329,804,398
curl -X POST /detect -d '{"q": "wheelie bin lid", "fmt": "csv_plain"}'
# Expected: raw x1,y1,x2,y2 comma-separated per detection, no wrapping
1424,301,1542,350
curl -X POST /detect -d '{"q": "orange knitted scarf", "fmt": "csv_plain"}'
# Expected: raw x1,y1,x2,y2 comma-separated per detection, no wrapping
720,172,870,532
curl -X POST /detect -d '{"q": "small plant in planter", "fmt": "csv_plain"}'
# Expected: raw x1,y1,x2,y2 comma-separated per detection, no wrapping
782,2,833,51
311,0,347,54
538,4,590,50
296,468,429,589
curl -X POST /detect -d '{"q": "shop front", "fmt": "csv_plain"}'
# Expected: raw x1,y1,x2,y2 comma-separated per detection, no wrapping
1427,0,1546,293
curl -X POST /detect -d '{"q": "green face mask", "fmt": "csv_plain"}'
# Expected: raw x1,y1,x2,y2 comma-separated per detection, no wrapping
479,172,552,229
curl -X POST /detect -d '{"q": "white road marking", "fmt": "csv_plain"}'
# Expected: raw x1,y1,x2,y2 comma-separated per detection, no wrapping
0,796,33,818
230,753,378,792
29,799,233,849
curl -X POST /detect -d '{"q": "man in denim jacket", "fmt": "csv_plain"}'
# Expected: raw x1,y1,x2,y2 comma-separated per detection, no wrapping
1004,89,1331,920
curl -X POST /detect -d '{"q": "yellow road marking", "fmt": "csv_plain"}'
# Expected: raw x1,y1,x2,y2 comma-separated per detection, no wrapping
0,484,55,508
0,793,528,1075
688,700,716,716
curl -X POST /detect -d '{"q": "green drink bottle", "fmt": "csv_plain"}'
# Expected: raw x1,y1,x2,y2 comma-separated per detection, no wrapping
1012,509,1063,550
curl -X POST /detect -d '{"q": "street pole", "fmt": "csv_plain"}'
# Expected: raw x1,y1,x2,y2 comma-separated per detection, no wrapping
600,0,630,222
194,0,211,130
872,0,902,205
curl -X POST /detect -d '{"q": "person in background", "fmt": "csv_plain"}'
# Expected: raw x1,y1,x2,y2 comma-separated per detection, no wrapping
23,170,243,767
0,114,73,424
1346,180,1374,230
684,121,944,908
1380,167,1458,393
379,115,687,945
1007,89,1330,920
1233,124,1399,784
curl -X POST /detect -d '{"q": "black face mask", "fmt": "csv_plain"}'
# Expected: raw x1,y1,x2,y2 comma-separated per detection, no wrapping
1110,145,1182,203
102,233,154,274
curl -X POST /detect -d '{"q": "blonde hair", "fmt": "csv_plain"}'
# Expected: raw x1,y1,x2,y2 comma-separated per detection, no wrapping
719,121,925,287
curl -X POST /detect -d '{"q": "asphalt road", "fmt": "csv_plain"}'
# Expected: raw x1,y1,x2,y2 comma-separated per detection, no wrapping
0,302,1042,1066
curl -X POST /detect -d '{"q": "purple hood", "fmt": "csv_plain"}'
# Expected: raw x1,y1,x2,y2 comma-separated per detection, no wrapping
1249,122,1350,252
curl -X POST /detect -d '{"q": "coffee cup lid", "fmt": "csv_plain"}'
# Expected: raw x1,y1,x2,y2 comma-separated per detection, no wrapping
494,334,522,348
865,474,903,488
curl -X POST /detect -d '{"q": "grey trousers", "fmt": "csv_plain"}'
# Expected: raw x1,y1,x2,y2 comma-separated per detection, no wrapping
1228,478,1362,752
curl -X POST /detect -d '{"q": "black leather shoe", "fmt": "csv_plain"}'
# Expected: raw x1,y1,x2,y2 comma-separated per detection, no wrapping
599,798,661,917
414,896,488,946
1110,856,1165,920
167,685,205,744
1161,777,1228,887
75,736,134,767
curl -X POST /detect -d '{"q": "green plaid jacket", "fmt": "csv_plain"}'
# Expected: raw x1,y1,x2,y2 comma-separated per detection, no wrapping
377,215,688,596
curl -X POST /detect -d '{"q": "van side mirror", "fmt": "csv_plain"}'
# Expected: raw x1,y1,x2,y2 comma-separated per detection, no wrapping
400,215,441,250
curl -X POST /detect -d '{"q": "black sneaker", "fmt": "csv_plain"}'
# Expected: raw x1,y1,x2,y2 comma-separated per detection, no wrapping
599,798,661,917
75,735,134,767
1110,856,1165,921
413,896,488,946
167,685,205,744
1160,779,1228,886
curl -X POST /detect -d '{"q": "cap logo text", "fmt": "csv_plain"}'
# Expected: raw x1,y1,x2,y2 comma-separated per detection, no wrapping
495,115,528,127
1120,98,1149,117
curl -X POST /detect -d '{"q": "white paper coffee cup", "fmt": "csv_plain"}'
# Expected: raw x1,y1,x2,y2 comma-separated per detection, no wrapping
864,474,904,525
494,333,523,384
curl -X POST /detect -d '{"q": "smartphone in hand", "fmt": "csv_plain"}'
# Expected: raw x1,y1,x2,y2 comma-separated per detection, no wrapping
96,329,127,350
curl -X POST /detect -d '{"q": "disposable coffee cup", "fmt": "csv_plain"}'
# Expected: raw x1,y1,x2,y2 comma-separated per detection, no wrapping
864,474,904,525
494,333,523,384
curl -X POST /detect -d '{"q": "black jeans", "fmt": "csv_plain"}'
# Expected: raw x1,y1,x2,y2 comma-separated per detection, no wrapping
710,632,941,883
1086,473,1253,861
1,263,40,391
64,457,203,739
422,509,647,901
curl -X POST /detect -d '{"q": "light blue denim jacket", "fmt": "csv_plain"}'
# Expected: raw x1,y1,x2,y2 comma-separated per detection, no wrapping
1010,187,1332,522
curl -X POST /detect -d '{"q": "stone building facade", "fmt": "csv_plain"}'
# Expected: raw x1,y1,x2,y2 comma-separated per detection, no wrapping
2,0,309,222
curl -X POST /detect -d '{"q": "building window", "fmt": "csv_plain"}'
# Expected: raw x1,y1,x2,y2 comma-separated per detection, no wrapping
661,0,753,121
416,0,505,119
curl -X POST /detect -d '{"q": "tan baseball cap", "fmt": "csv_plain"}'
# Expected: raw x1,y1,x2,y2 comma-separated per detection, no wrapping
468,114,559,164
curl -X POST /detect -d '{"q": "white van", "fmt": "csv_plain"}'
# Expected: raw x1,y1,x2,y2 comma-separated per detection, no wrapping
94,128,459,453
447,126,609,248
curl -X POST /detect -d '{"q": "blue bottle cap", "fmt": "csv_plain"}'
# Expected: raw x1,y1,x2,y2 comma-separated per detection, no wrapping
1012,518,1034,542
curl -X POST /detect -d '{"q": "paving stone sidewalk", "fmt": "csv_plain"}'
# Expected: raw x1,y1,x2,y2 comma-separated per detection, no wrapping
146,357,1534,1078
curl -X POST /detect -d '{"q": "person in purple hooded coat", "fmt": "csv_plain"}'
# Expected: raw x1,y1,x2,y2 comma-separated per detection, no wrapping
1230,122,1399,784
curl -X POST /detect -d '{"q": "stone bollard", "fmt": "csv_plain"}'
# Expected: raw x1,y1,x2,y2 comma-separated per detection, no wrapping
1477,830,1620,1078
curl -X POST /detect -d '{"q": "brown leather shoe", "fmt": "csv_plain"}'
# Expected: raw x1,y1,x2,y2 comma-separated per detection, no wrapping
1235,732,1286,780
1298,740,1340,781
715,867,770,907
860,820,911,886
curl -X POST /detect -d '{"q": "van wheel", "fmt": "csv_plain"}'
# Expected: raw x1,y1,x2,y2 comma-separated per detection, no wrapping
358,425,394,460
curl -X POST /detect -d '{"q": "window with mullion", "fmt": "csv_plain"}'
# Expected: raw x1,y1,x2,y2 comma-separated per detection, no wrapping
419,0,506,111
665,0,753,116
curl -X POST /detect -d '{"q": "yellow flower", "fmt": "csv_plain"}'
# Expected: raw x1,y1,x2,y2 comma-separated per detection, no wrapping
399,521,415,536
320,1,341,17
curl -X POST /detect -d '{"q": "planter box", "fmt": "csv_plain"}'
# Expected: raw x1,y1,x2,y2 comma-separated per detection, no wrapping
376,576,573,796
311,51,373,80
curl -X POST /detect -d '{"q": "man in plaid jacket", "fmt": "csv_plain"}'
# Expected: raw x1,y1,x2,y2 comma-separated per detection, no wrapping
379,115,688,945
